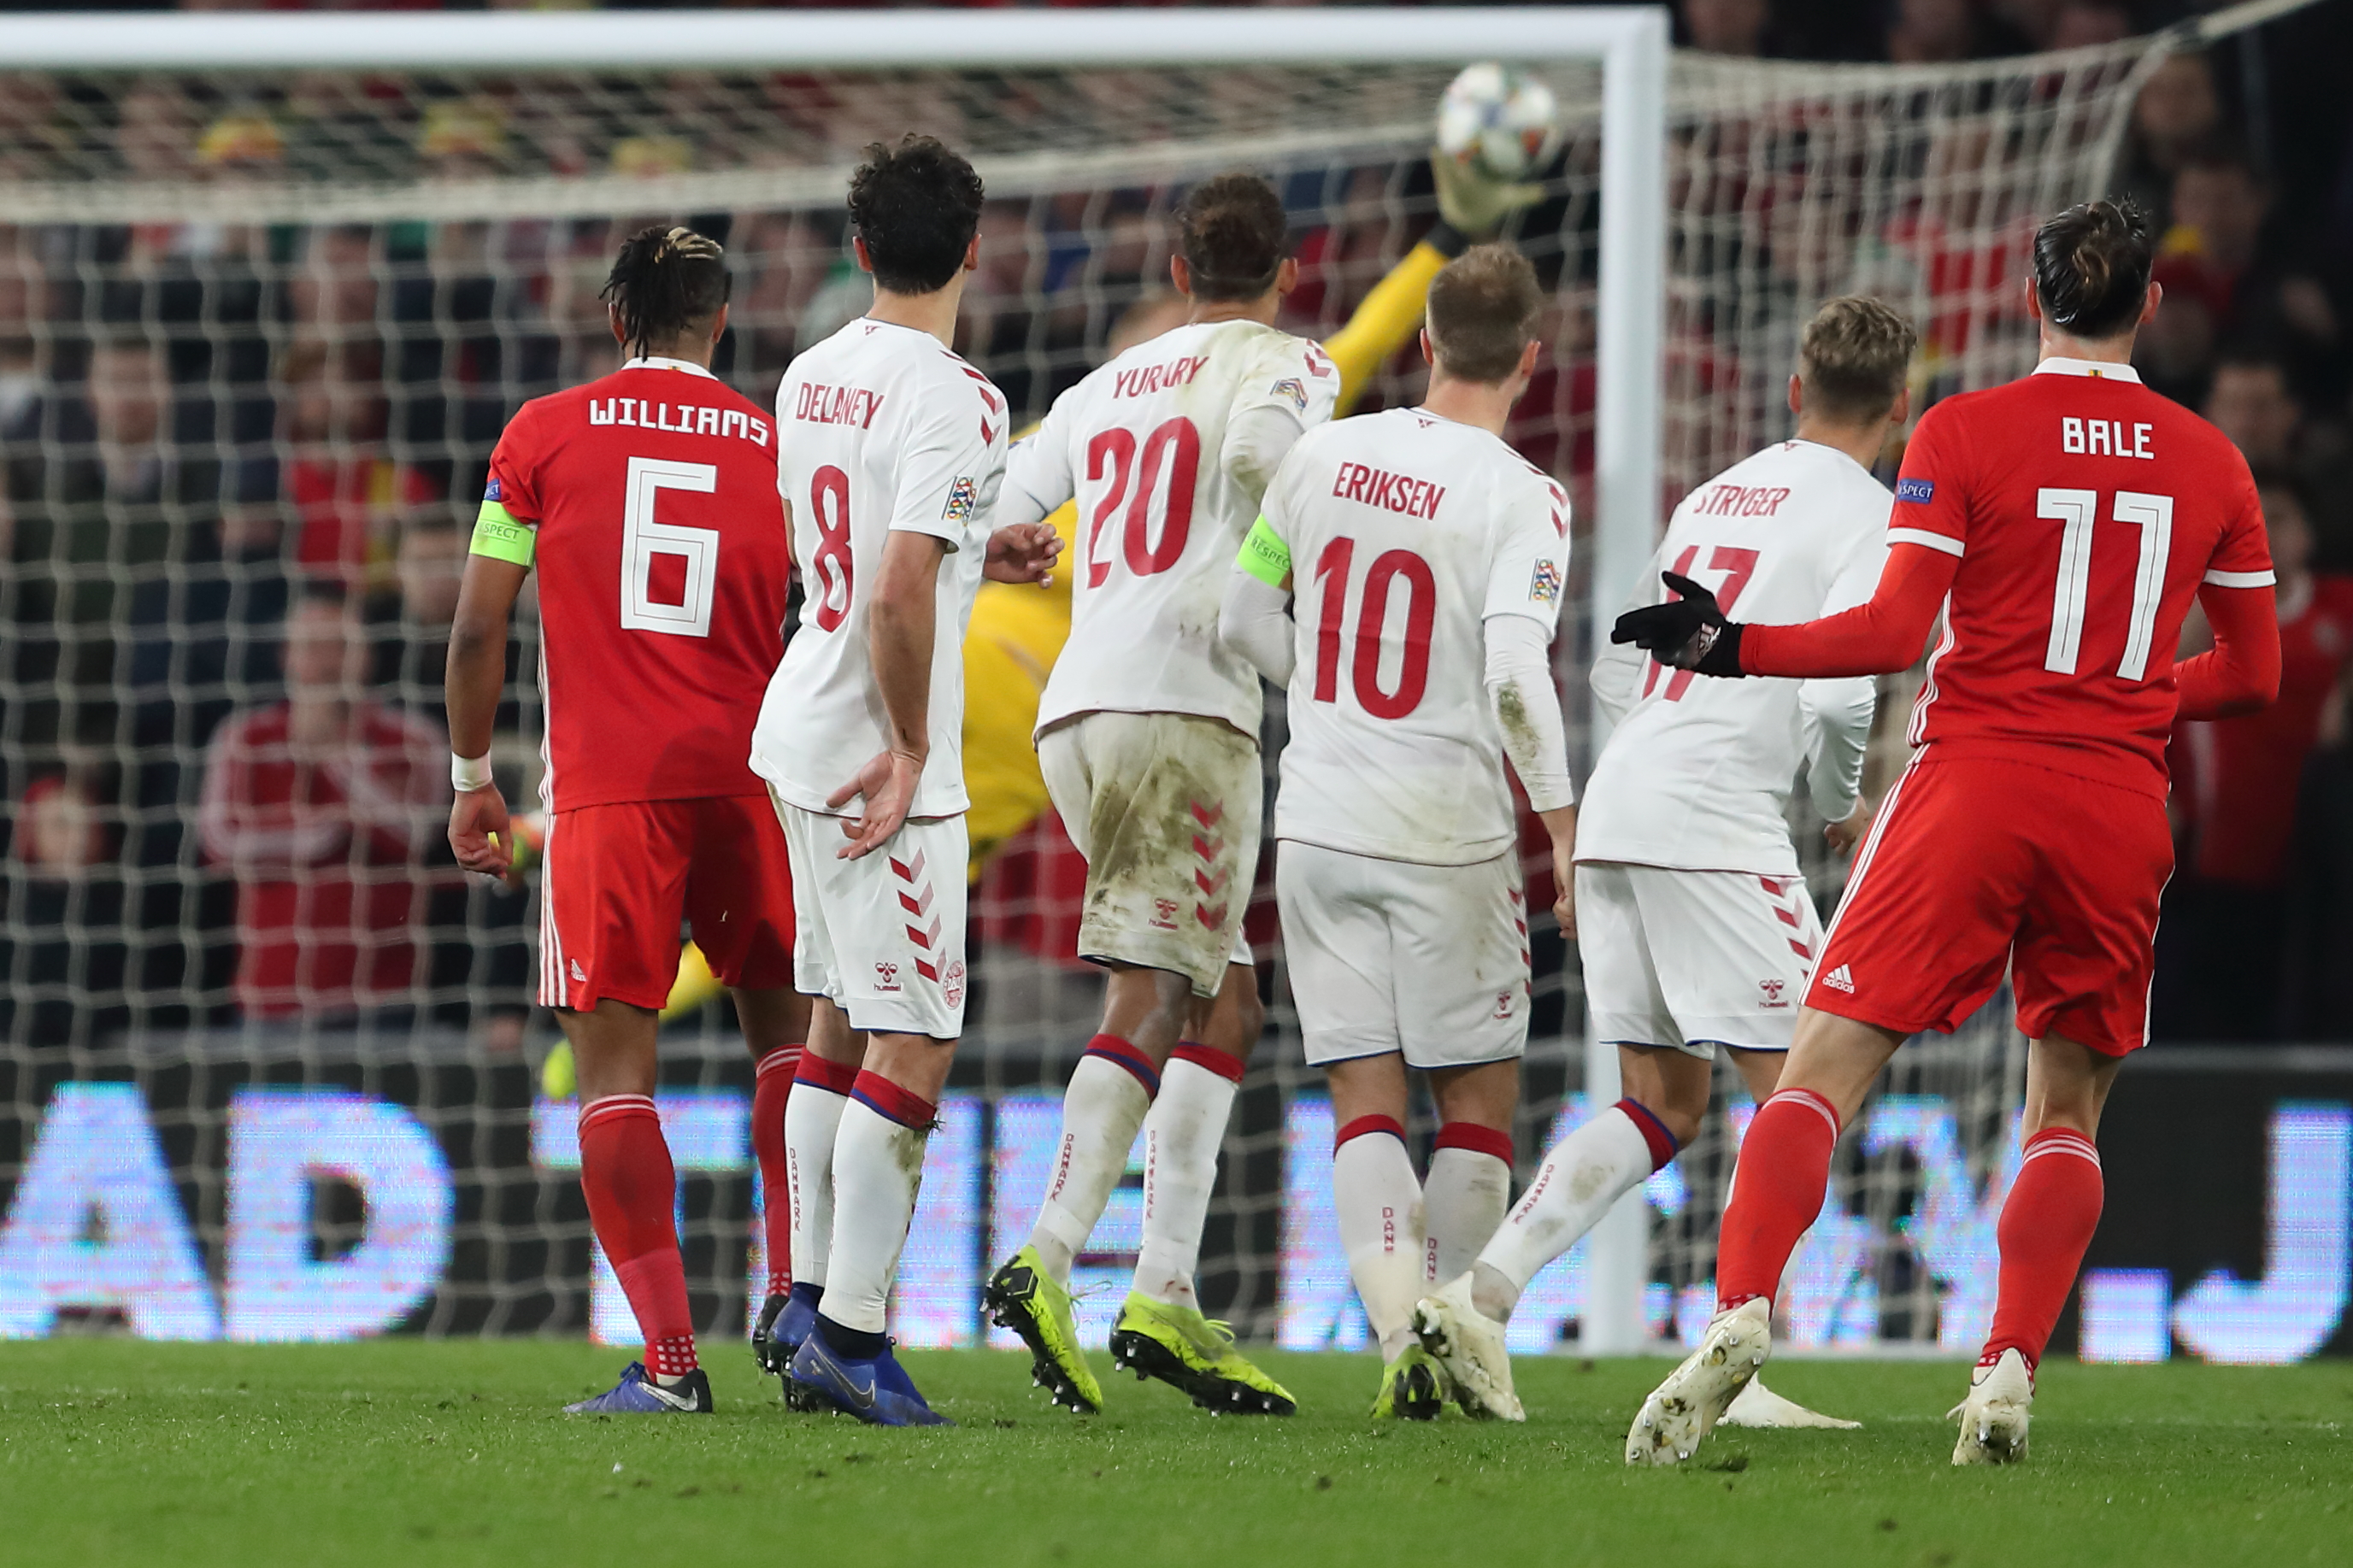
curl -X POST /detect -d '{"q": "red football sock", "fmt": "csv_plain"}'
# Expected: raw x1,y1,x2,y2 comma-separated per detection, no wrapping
752,1046,802,1299
1715,1088,1841,1312
1982,1127,2104,1372
579,1095,697,1379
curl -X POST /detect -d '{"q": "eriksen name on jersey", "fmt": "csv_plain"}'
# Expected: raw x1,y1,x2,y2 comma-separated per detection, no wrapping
1331,460,1447,520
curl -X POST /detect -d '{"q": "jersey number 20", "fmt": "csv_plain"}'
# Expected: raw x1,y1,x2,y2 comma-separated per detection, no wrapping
1085,418,1200,587
621,456,718,639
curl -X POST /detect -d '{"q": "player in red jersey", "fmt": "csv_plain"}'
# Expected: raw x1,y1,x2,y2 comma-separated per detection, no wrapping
1615,201,2282,1467
444,226,808,1415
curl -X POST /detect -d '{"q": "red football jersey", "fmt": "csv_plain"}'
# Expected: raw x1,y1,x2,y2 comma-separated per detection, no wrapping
482,357,791,812
1889,358,2274,796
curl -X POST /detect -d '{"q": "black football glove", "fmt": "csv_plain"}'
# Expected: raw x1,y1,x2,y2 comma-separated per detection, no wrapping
1609,571,1748,678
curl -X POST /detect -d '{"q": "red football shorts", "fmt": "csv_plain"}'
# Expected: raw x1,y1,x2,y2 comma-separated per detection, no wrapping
539,794,796,1011
1808,754,2173,1056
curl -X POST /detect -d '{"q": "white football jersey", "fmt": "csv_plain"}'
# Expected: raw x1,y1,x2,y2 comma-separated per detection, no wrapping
1009,318,1340,738
1578,438,1889,876
1262,407,1571,865
750,317,1009,819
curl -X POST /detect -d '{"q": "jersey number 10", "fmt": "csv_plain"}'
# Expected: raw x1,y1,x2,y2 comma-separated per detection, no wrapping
1311,537,1436,719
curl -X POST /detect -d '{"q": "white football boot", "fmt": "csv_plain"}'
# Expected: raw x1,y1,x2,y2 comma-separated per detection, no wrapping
1721,1377,1862,1430
1624,1297,1771,1465
1949,1348,2033,1465
1411,1273,1525,1422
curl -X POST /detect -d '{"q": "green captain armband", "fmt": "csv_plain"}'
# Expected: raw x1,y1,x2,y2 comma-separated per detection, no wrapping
1237,514,1291,587
470,501,536,567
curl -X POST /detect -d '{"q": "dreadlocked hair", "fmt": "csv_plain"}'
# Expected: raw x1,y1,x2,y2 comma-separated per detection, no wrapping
602,225,730,358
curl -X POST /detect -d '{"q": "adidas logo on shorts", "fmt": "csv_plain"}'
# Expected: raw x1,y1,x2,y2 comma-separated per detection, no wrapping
1821,964,1855,994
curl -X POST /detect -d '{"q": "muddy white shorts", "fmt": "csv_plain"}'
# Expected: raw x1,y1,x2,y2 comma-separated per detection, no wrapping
1036,710,1261,997
774,795,968,1039
1576,860,1822,1058
1277,839,1530,1071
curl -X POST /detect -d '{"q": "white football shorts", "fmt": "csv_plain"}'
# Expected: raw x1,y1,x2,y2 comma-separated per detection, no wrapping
1037,710,1260,997
1576,860,1822,1058
1278,839,1530,1071
774,794,968,1039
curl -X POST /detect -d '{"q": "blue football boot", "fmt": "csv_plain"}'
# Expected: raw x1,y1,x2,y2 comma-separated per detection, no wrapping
761,1282,828,1410
564,1361,713,1414
787,1330,952,1427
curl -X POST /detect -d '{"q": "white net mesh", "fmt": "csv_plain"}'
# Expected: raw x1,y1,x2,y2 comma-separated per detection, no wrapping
0,23,2230,1349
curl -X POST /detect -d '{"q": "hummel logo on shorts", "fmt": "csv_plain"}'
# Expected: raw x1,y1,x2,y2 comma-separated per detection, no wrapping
1821,964,1855,994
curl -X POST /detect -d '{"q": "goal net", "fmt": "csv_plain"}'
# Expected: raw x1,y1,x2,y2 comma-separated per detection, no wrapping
0,8,2268,1353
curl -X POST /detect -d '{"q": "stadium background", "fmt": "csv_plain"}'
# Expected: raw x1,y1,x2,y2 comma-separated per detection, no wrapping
2,0,2350,1368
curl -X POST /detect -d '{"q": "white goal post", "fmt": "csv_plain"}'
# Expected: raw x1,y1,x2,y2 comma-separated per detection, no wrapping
0,5,1671,1349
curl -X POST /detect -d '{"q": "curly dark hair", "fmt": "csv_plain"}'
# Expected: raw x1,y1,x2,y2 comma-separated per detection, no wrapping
847,135,985,296
600,225,729,360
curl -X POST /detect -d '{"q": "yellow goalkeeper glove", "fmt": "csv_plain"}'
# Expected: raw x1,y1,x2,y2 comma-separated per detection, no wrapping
1432,148,1549,239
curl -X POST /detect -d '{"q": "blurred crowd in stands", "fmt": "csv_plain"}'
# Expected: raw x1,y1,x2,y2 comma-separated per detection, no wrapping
2,0,2351,1048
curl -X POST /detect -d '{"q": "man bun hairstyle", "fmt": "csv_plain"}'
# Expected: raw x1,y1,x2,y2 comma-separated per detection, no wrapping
848,134,985,296
1177,173,1289,302
1425,244,1544,385
1798,297,1916,422
602,225,729,360
2032,198,2155,342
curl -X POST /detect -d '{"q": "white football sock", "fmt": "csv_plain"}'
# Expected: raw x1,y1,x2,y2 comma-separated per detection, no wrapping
822,1098,929,1335
1424,1144,1512,1288
1474,1106,1653,1320
1132,1054,1239,1309
782,1076,849,1289
1026,1054,1151,1287
1333,1126,1425,1361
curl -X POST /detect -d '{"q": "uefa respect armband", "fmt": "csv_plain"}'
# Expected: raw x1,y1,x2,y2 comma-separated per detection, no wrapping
1237,514,1291,587
470,500,537,567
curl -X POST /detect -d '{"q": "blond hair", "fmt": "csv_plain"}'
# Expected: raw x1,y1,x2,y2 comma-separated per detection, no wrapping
1426,244,1544,385
1798,297,1916,421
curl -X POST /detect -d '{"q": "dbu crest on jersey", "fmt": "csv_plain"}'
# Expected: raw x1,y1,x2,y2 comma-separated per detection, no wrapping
1528,559,1562,604
943,474,978,523
1272,377,1309,414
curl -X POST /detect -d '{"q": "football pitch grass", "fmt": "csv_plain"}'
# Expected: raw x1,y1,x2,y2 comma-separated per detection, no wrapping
3,1341,2345,1566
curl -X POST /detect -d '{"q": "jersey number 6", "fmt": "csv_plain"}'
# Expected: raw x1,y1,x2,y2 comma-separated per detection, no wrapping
621,455,719,639
1085,417,1201,587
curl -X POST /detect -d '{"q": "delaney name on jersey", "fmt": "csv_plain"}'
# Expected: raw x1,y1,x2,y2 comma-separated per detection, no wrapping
588,396,771,444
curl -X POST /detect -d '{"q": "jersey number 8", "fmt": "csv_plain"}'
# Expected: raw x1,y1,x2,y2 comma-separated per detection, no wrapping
808,465,856,632
621,456,719,639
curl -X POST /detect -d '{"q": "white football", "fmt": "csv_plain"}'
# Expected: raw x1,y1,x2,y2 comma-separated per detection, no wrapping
1435,62,1562,184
